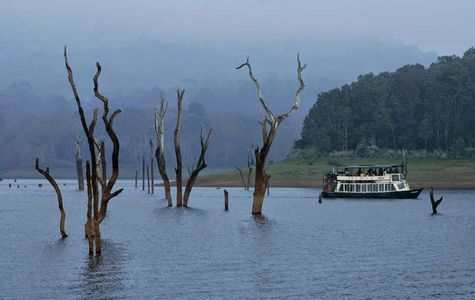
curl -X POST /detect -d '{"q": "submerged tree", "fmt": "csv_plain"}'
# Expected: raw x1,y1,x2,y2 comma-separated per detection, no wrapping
430,187,443,214
35,158,68,239
174,89,185,207
65,46,123,255
237,54,306,214
183,126,212,207
154,95,173,206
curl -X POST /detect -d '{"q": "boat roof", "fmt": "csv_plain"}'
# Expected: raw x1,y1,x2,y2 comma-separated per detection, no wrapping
337,164,402,169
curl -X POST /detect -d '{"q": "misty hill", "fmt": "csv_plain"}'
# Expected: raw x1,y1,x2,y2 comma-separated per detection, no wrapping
296,48,475,158
0,39,437,175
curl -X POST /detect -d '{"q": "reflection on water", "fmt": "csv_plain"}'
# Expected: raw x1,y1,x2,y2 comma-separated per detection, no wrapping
74,241,126,299
0,180,474,299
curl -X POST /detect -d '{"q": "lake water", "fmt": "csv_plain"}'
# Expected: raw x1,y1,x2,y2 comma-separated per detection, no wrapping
1,179,474,299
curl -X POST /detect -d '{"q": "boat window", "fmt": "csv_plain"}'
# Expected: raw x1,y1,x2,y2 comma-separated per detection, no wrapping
349,184,354,192
362,184,367,192
356,184,361,192
373,184,378,192
391,184,396,191
339,185,343,192
379,184,384,192
368,184,372,192
391,175,399,181
397,183,405,189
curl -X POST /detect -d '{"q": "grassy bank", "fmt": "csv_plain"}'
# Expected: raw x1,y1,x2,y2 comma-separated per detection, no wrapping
196,158,475,189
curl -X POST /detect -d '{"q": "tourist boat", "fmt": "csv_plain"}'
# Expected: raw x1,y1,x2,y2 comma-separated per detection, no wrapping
321,164,423,199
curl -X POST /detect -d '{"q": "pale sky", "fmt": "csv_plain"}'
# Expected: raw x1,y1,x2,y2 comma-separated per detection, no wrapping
1,0,474,55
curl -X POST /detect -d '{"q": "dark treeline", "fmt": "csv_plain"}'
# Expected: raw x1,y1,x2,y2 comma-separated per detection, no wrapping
296,48,475,158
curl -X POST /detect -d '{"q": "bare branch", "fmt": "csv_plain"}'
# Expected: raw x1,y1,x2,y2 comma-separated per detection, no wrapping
237,56,274,121
277,53,306,122
35,158,68,238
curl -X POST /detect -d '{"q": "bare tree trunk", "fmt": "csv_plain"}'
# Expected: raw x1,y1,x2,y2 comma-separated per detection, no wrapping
224,189,229,211
235,167,247,190
147,165,150,193
76,138,84,191
174,90,185,207
35,158,68,239
154,95,172,206
85,161,94,254
430,187,443,214
237,54,306,215
183,126,212,207
142,155,145,191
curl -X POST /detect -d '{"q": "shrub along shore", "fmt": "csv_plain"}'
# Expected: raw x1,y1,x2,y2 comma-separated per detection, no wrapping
196,158,475,189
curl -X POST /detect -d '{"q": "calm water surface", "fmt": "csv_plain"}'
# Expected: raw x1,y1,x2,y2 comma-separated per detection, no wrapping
0,179,474,299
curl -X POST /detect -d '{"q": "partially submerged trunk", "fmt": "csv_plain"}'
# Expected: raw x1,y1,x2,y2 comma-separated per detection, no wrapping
224,189,229,211
237,54,306,215
183,126,212,207
154,95,172,206
150,140,154,194
174,90,185,207
430,187,443,214
35,158,68,239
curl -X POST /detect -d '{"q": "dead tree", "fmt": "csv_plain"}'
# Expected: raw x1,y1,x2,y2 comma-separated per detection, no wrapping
430,187,443,214
149,139,154,194
235,167,247,190
147,165,150,193
183,126,212,207
265,172,271,196
35,158,68,239
65,47,123,255
154,95,172,206
174,89,185,207
224,189,229,211
142,155,145,191
246,148,254,191
76,138,84,191
237,54,306,214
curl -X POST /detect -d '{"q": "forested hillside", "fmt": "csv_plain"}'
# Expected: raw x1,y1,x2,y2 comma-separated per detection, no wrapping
296,48,475,158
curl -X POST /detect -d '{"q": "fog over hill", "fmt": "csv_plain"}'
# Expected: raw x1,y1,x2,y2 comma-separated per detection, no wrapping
4,0,473,176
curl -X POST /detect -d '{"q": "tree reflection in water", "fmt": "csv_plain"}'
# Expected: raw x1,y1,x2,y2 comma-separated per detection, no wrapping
78,241,127,299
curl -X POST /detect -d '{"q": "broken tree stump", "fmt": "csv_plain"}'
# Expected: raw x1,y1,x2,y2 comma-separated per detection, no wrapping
224,189,229,211
430,187,443,214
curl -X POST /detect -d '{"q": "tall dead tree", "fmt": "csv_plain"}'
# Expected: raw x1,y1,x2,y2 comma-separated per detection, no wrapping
149,139,154,194
142,155,145,191
35,158,68,239
430,187,443,214
174,89,185,207
65,47,123,255
237,54,306,214
183,126,212,207
147,165,150,193
154,95,172,206
76,138,84,191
